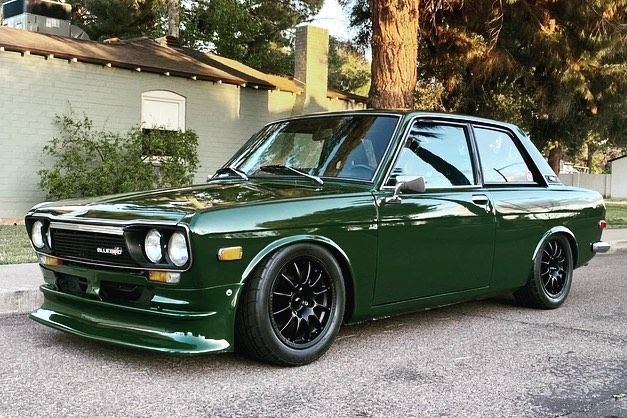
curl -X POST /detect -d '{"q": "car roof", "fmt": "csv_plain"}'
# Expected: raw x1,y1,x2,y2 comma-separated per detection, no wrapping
271,109,520,131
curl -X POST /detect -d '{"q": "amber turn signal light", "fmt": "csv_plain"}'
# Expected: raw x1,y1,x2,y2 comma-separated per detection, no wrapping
217,246,243,261
38,255,62,266
148,271,181,284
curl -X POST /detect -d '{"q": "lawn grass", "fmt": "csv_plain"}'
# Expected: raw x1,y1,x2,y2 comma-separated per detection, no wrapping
0,225,37,265
606,203,627,229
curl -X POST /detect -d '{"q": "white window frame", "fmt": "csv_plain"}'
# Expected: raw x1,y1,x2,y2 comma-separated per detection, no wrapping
141,90,186,132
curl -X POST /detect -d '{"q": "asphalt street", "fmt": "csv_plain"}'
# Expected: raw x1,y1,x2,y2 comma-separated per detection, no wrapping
0,252,625,417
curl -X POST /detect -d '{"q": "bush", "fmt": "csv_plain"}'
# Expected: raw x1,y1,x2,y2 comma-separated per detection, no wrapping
39,113,200,200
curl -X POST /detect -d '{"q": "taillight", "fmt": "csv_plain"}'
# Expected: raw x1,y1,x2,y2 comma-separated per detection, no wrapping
599,220,607,229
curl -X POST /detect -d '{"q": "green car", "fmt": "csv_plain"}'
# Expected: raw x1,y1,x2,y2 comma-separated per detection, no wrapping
26,111,609,366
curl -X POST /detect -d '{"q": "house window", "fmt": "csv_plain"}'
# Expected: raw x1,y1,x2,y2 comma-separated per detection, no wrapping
141,91,186,156
141,90,186,132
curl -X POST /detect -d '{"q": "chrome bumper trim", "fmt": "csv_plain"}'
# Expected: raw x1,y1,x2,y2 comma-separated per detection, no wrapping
50,221,124,236
591,241,610,253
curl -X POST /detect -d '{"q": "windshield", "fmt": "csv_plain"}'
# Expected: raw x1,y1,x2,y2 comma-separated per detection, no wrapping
232,115,400,182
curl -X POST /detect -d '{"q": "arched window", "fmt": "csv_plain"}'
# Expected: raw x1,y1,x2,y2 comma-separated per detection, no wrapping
141,90,186,131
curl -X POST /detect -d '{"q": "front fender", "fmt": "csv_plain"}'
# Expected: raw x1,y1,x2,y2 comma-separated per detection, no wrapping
240,234,354,283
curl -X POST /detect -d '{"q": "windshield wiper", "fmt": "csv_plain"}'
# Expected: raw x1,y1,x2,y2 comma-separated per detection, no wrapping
260,165,324,185
214,166,249,181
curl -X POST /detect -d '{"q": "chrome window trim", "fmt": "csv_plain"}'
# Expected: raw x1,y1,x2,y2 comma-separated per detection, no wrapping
380,184,484,191
471,123,543,187
379,117,478,191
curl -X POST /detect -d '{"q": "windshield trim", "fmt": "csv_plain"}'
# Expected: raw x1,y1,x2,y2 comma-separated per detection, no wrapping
228,113,403,185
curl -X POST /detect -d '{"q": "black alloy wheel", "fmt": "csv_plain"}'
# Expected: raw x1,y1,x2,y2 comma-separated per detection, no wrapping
540,239,568,298
236,243,345,366
269,256,333,349
514,234,574,309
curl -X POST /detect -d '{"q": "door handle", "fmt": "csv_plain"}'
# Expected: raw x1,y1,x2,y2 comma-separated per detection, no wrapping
471,194,492,213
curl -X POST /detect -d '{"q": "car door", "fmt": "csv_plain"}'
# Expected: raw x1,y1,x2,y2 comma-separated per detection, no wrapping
373,119,496,305
471,124,554,292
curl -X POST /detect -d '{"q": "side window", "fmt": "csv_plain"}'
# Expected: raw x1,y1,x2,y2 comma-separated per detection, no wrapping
391,122,475,187
474,127,535,184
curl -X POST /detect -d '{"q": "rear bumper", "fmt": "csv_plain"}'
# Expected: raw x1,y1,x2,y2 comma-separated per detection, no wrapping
30,265,243,354
591,241,611,253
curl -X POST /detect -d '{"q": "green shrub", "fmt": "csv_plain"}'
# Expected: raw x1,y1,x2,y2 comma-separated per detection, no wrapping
39,113,200,200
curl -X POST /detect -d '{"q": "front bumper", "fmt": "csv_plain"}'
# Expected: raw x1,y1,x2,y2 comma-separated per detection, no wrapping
29,265,243,354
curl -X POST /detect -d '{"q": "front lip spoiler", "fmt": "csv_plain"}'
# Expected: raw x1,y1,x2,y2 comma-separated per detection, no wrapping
591,241,611,253
30,309,230,355
29,285,235,354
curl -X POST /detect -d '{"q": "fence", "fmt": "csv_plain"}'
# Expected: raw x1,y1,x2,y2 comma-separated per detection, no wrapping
559,173,612,198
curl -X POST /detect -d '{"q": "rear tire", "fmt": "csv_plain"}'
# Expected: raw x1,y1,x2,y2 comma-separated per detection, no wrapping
514,234,573,309
235,243,345,366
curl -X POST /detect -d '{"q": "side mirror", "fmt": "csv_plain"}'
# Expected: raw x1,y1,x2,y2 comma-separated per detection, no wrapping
385,176,425,204
399,176,426,193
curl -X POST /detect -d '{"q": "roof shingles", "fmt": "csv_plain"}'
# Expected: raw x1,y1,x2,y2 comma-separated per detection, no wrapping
0,27,365,102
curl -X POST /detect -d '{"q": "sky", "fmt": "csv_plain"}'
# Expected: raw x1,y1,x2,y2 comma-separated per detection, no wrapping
310,0,352,41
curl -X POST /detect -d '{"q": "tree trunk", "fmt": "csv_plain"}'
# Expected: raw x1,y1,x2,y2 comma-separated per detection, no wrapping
167,0,180,39
548,144,562,175
368,0,420,109
586,143,595,172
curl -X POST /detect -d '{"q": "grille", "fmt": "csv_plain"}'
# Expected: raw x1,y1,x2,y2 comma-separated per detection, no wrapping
51,229,138,268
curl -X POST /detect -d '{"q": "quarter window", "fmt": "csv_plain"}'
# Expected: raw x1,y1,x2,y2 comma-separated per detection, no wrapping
391,122,475,187
474,127,535,183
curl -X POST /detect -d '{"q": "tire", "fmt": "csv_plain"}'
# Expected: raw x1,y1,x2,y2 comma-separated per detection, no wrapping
514,234,574,309
235,243,345,366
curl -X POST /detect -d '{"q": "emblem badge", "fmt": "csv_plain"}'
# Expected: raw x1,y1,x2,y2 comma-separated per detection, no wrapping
96,246,123,256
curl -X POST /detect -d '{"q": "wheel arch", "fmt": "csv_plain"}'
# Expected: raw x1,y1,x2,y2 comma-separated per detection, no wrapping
238,235,356,321
532,226,578,266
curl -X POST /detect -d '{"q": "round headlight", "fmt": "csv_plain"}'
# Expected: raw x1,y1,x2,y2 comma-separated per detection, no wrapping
168,232,189,267
31,221,45,249
144,229,163,263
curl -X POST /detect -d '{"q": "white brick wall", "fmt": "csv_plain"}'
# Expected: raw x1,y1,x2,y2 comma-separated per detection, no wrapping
0,50,364,217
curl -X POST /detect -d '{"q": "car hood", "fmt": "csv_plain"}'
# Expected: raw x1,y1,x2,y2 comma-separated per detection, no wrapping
28,179,372,224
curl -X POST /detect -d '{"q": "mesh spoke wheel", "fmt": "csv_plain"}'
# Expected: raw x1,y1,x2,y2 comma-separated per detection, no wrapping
269,256,334,349
540,239,568,297
514,234,574,310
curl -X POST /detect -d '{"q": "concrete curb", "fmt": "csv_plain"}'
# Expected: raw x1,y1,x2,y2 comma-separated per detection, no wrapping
0,264,43,316
0,288,42,316
0,231,625,316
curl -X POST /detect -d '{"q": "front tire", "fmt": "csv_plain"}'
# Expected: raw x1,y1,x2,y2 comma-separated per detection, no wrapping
514,234,574,309
235,243,345,366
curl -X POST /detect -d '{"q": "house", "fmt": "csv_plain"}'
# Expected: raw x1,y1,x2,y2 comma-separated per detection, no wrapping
610,156,627,199
0,23,366,219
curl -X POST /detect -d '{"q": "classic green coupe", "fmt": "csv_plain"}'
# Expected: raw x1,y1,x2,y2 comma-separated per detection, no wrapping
26,111,609,365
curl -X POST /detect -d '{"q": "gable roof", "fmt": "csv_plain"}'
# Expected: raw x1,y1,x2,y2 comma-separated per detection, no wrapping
0,27,365,102
609,155,627,163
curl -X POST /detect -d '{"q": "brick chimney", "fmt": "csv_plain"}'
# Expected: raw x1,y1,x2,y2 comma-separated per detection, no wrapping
293,25,329,113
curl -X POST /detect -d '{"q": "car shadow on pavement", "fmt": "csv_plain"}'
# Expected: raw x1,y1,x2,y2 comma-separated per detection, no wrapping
33,293,525,370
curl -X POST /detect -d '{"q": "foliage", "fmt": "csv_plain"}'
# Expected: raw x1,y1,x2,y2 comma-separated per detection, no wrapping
328,37,371,95
341,0,627,171
67,0,165,40
39,113,199,200
67,0,323,75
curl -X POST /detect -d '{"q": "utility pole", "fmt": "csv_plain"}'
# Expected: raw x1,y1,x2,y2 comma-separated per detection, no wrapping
167,0,180,39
